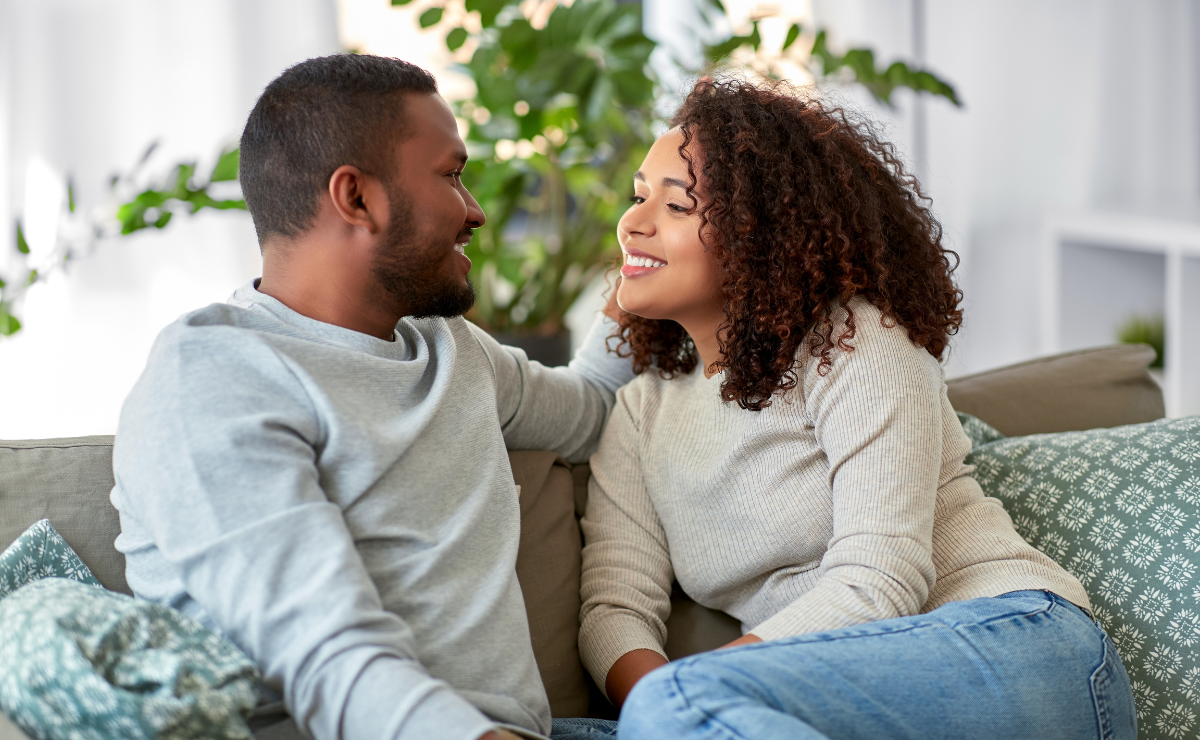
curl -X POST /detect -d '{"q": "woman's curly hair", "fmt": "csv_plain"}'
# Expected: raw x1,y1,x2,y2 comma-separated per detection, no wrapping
613,77,963,411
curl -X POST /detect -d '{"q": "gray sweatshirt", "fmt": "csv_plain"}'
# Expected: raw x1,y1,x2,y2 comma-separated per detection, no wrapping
111,282,633,740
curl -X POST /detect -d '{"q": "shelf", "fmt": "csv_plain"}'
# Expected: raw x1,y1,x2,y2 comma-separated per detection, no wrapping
1041,212,1200,418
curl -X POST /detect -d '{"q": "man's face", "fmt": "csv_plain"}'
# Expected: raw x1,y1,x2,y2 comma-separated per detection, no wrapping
371,93,485,318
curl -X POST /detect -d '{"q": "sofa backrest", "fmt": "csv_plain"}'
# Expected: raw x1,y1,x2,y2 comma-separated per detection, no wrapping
0,437,127,595
0,342,1165,720
944,343,1163,436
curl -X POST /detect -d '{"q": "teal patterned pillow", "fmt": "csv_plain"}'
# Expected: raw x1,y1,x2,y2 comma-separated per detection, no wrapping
0,578,260,740
0,519,102,599
963,414,1200,740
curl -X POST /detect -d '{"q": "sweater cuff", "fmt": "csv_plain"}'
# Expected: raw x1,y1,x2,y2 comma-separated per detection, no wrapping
341,656,495,740
579,611,668,698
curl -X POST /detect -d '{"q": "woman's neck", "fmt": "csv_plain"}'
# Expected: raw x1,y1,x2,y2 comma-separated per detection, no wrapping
679,313,724,378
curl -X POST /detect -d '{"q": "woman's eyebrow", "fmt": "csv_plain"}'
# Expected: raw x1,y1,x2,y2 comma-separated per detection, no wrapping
633,171,689,189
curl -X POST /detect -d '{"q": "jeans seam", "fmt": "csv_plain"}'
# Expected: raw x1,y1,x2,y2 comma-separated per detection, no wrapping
1090,634,1114,740
666,662,759,740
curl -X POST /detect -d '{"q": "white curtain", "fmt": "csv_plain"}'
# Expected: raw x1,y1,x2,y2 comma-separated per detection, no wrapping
0,0,339,437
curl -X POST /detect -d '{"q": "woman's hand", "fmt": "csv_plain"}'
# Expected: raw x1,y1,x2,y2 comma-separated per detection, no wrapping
719,633,763,649
602,274,623,322
477,730,524,740
605,648,669,708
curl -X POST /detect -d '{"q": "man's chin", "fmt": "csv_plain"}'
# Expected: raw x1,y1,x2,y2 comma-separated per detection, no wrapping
408,278,476,319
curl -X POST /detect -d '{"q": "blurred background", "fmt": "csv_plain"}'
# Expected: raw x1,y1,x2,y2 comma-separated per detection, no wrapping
0,0,1197,438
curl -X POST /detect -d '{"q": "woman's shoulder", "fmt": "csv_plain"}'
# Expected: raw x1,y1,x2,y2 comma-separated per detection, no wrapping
799,296,943,388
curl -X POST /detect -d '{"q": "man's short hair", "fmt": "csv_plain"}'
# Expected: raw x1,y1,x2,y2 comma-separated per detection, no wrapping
239,54,438,243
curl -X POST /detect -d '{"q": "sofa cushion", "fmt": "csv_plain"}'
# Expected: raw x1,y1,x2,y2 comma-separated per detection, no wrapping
510,451,590,718
0,578,259,740
945,343,1163,436
0,437,126,595
965,414,1200,740
0,519,101,600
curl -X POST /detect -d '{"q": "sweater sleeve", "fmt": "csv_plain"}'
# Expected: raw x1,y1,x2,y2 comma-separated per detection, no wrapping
751,308,943,641
470,314,635,464
577,382,674,694
111,324,494,740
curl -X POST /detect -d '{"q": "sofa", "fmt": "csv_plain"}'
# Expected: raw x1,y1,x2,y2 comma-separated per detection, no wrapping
0,344,1166,740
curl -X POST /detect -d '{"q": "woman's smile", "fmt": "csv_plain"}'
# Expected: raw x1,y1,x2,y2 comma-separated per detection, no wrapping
620,248,667,278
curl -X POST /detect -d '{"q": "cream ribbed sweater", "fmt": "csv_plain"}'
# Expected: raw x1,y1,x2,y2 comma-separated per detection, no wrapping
578,298,1091,688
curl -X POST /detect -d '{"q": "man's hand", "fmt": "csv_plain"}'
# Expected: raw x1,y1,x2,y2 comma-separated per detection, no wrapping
478,730,524,740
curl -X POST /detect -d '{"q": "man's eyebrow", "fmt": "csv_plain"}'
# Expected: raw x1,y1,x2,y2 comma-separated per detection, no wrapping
632,171,689,190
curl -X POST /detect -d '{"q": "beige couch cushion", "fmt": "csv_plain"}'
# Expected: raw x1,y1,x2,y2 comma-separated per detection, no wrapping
0,436,127,595
944,343,1163,436
509,451,590,718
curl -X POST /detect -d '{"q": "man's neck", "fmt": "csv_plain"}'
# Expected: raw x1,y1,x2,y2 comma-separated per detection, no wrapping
257,238,401,341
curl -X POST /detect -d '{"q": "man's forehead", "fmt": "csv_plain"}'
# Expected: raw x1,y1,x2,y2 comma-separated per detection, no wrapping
398,93,465,161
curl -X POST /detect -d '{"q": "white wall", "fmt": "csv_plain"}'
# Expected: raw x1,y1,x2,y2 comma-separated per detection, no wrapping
2,0,1196,436
0,0,339,438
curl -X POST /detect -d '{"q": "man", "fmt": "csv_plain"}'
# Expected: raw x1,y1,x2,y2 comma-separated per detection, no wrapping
111,55,627,740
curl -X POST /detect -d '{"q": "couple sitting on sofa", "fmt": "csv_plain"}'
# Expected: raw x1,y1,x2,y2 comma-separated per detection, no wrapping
110,54,1136,740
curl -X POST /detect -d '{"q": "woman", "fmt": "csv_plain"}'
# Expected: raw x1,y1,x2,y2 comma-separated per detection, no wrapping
579,78,1136,740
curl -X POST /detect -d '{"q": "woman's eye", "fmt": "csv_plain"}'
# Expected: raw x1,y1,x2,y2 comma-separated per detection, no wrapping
629,195,646,205
667,203,688,213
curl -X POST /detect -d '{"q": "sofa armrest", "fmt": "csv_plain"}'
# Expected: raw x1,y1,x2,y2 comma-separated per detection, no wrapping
0,711,32,740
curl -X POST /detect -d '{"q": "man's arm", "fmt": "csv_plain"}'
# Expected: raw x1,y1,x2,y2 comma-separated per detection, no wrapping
113,325,496,740
471,313,636,463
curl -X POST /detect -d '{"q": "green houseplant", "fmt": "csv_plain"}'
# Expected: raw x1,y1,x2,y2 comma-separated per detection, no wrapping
2,1,959,354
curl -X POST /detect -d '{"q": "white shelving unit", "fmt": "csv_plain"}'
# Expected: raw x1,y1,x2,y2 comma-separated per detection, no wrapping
1041,212,1200,418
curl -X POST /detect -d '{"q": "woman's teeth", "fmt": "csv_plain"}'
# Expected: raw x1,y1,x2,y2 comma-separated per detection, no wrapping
625,254,666,268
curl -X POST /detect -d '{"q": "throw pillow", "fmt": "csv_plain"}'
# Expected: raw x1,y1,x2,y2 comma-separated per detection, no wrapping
0,578,259,740
962,414,1200,740
0,519,101,600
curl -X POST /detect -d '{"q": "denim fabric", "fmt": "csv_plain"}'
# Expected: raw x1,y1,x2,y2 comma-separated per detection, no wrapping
550,717,619,739
620,591,1136,740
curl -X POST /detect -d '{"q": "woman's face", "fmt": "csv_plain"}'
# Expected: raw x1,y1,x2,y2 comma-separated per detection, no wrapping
615,129,724,327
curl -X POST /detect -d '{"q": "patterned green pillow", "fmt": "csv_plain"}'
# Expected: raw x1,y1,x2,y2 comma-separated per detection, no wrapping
0,519,102,599
0,578,260,740
962,413,1200,740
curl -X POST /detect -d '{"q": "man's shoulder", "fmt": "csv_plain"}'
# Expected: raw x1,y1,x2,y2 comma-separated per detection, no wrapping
140,303,313,396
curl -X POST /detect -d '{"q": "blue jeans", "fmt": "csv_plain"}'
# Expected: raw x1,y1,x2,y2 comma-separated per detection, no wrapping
619,590,1136,740
550,718,619,739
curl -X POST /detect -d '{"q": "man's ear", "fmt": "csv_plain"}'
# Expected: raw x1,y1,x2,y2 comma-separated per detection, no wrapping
328,165,386,235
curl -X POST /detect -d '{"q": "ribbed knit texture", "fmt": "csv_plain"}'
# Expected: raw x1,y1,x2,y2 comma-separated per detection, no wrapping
578,298,1091,691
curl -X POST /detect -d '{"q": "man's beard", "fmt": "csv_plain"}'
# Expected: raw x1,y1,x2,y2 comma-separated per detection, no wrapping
371,188,476,319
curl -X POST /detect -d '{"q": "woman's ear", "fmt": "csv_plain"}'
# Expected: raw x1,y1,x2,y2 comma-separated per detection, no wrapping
327,165,386,235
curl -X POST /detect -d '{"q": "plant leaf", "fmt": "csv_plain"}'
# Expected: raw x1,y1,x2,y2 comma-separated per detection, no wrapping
446,26,468,51
419,7,444,28
210,147,240,182
15,223,29,254
391,0,414,5
782,23,801,51
0,304,21,336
